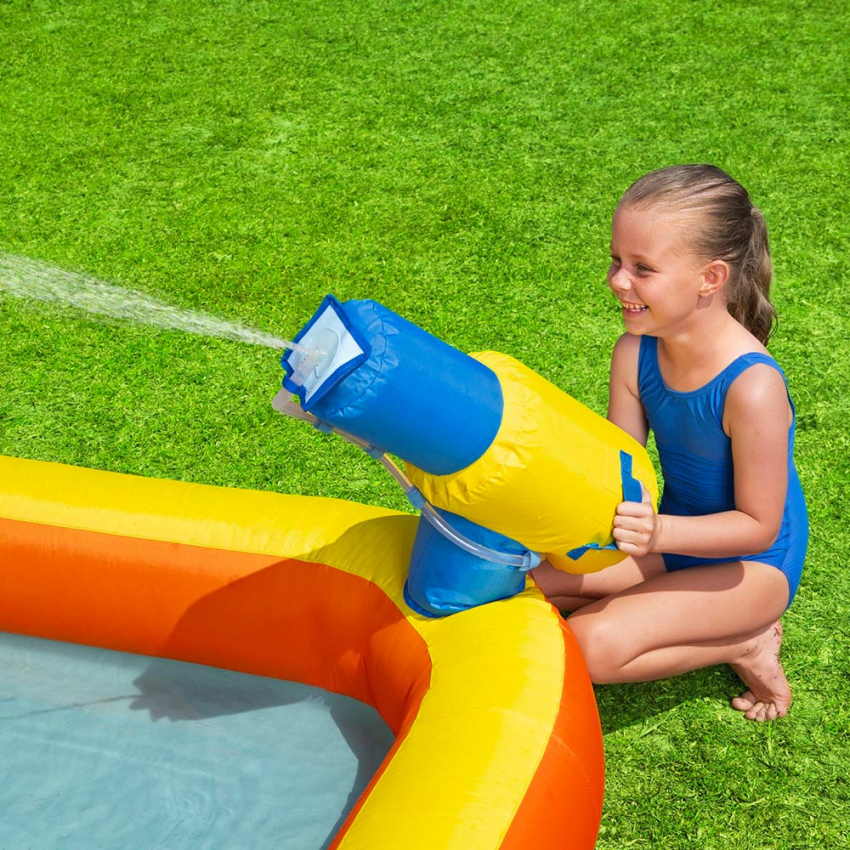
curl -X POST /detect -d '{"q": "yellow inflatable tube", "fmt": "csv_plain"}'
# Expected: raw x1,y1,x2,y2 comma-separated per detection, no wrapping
407,351,659,573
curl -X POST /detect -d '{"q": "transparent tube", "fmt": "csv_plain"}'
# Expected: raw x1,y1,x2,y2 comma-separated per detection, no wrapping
375,454,538,570
271,393,540,570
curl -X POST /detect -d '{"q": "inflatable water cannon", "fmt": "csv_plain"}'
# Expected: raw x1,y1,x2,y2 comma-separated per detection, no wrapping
273,295,658,616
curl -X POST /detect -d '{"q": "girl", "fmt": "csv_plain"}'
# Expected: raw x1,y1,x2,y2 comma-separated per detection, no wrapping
533,164,808,722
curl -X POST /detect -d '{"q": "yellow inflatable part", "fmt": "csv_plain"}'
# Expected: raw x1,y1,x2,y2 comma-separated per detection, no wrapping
546,546,627,574
406,351,659,574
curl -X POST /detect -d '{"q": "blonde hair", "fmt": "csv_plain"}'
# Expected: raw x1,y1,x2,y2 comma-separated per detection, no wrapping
620,165,777,345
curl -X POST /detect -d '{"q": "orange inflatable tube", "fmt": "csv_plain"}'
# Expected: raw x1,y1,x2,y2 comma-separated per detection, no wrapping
0,455,604,849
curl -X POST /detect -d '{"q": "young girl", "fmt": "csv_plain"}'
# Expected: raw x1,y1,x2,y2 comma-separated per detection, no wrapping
533,164,808,722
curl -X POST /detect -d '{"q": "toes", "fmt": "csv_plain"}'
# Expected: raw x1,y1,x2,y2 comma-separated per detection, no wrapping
732,686,792,721
771,700,791,720
741,699,789,722
745,701,769,722
731,690,757,711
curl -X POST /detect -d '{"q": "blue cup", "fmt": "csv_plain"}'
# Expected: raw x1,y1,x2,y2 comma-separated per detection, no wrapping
403,508,536,618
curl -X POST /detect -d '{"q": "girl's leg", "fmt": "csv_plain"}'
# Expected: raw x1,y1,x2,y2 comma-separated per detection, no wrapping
531,553,666,611
566,561,791,721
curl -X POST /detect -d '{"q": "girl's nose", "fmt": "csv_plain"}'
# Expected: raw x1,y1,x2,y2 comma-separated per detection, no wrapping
608,265,630,292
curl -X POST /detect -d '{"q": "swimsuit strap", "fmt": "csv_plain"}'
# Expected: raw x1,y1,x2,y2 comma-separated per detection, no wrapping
719,351,785,386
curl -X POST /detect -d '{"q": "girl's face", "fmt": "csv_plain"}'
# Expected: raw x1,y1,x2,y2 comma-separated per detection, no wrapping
608,203,711,337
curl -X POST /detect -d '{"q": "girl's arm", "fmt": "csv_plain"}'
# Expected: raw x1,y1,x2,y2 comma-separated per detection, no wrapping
614,364,791,559
607,333,649,446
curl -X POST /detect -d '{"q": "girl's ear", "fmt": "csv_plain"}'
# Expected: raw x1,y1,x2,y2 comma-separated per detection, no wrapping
699,260,730,297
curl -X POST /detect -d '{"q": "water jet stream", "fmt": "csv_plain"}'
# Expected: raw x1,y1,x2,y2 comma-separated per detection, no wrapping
0,252,306,353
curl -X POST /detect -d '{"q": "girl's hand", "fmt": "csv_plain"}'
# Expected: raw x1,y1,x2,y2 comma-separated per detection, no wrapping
612,482,661,557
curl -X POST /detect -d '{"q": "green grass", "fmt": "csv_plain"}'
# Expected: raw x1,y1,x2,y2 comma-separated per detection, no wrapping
1,0,848,846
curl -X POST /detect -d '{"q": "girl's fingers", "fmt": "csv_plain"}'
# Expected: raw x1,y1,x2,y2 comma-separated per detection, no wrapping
616,500,654,518
612,518,655,556
613,491,657,556
614,537,649,556
612,525,650,543
613,514,653,532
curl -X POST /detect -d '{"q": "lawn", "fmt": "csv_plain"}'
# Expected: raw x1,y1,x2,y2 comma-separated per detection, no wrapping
1,0,848,847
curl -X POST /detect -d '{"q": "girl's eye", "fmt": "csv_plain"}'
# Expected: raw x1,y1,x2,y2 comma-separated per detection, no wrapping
636,264,653,274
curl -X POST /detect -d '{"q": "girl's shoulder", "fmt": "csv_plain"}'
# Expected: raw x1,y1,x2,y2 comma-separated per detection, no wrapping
610,333,643,396
725,358,788,403
723,355,793,434
611,332,643,362
612,332,656,377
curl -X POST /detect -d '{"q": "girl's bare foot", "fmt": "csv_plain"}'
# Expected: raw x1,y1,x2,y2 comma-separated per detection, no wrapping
730,621,792,722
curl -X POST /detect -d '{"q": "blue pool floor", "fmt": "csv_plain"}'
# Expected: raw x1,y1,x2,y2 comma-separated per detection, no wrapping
0,632,395,850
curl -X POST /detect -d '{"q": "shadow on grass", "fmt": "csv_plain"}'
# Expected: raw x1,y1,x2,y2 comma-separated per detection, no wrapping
594,665,741,733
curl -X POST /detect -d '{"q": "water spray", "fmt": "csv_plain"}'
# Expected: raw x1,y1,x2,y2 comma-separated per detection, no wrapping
0,252,317,355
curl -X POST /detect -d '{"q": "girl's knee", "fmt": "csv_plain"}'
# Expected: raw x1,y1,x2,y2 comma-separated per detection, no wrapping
567,612,632,683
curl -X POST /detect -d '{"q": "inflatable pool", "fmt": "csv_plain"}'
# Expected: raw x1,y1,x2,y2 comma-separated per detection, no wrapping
0,454,604,849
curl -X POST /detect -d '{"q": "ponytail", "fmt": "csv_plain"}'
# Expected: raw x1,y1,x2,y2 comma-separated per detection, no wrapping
725,207,777,345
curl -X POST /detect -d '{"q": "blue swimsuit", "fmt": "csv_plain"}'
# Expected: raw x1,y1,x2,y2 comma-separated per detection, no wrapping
638,335,808,607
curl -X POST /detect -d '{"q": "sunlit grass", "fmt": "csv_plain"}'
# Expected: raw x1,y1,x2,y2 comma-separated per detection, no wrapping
1,0,848,846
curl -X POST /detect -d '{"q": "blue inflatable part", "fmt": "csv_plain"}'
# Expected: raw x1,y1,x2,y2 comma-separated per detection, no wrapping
284,298,504,476
403,508,535,618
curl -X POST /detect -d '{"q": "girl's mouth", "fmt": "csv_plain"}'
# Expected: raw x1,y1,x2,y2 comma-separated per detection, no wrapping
621,302,648,314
